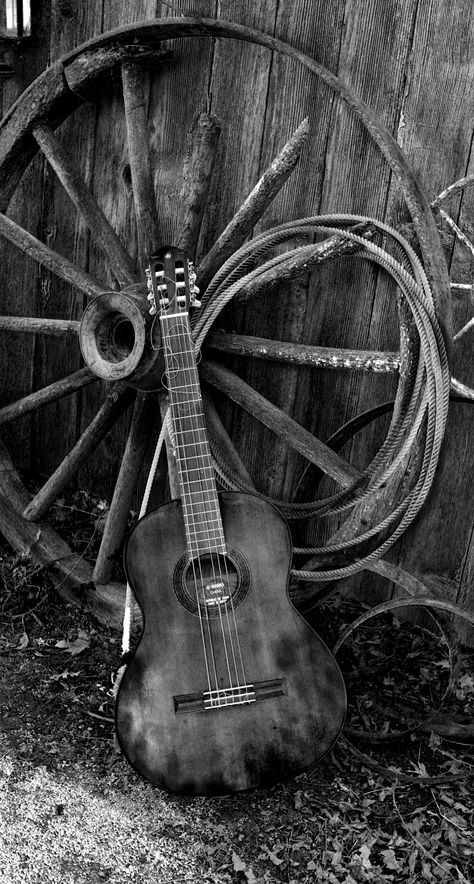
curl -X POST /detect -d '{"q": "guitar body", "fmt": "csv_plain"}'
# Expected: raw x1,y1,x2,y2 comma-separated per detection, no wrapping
115,492,346,795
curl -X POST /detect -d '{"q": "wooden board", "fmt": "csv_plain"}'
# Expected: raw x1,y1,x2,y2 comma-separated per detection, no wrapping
0,1,473,630
385,0,474,634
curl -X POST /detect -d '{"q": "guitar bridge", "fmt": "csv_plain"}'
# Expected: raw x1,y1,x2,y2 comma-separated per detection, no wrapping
173,678,287,714
203,685,256,709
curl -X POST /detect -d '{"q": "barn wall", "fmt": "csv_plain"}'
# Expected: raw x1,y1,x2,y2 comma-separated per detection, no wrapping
1,0,474,624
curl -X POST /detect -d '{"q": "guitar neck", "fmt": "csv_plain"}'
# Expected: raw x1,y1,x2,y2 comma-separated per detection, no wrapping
160,310,225,557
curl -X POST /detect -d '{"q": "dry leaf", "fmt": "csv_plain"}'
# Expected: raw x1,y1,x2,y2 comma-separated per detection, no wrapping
266,847,284,866
18,631,29,650
294,790,304,810
381,848,401,871
232,852,246,872
55,630,90,656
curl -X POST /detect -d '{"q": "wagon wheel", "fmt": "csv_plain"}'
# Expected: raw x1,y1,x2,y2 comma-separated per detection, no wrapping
0,18,451,624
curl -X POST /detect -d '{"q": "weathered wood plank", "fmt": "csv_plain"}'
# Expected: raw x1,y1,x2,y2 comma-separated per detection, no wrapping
0,368,96,426
33,122,138,286
205,330,400,372
385,0,474,627
23,386,135,521
0,316,80,336
292,0,419,547
93,391,159,585
139,1,219,247
122,61,161,265
197,117,310,289
0,211,107,296
223,1,345,502
0,63,79,211
178,112,221,261
201,360,360,487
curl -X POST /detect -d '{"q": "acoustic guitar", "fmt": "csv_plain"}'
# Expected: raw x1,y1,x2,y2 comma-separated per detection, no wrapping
115,247,346,794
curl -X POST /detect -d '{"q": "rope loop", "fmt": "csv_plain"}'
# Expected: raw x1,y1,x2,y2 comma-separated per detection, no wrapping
192,214,451,583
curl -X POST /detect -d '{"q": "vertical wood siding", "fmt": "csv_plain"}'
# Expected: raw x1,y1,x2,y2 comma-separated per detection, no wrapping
0,0,473,622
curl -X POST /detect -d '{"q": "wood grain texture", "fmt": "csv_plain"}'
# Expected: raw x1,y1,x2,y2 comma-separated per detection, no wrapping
0,367,96,427
23,386,135,521
380,0,474,631
201,360,360,487
93,391,159,585
178,112,222,261
0,316,80,335
0,211,106,296
205,331,400,372
0,3,472,625
197,118,310,290
122,61,161,264
33,122,137,286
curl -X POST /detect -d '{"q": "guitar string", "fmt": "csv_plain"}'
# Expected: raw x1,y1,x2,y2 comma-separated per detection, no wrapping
178,313,250,697
161,313,217,695
170,312,238,696
162,289,237,695
169,308,245,697
159,263,248,701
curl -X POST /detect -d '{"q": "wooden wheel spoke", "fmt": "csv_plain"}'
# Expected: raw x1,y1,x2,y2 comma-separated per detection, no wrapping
33,123,138,288
0,367,96,427
201,360,360,488
178,113,221,261
23,386,135,522
0,316,80,336
202,389,255,490
0,212,106,297
454,315,474,343
197,119,310,290
121,62,160,263
93,392,158,585
206,331,400,374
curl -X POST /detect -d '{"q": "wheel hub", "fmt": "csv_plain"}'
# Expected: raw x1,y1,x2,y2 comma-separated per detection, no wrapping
79,287,162,388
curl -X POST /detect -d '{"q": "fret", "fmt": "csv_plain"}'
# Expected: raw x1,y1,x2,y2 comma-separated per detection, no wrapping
163,348,200,360
182,506,222,518
179,469,215,479
187,545,227,557
180,490,220,502
185,529,225,540
172,422,207,429
178,469,216,481
178,467,216,477
173,440,212,450
161,302,225,554
170,404,205,413
169,381,201,390
172,435,210,446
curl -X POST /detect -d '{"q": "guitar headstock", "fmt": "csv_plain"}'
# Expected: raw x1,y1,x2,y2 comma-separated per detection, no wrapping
146,246,200,317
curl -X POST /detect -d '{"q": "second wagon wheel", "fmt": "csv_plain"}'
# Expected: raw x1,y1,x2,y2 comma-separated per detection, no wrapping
0,18,451,623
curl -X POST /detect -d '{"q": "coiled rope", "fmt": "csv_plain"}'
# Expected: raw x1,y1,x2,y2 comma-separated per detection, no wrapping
192,214,451,582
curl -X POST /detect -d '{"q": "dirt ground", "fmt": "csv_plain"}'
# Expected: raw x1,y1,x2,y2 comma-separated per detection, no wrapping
0,494,473,884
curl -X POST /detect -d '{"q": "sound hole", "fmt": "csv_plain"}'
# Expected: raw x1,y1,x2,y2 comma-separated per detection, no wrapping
174,546,250,617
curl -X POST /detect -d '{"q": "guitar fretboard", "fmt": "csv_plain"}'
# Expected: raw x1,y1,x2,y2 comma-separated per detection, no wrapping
161,313,225,557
